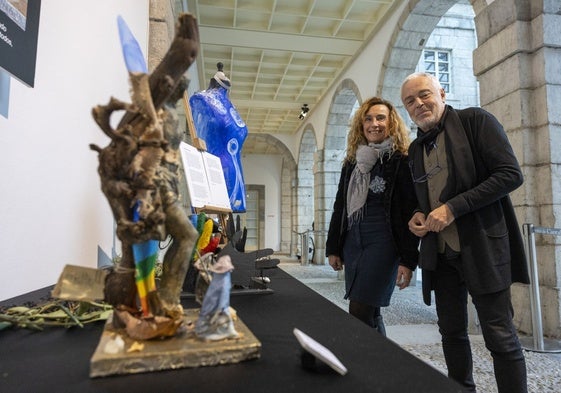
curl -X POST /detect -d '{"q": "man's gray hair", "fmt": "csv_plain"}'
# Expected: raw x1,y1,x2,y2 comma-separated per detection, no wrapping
401,72,442,89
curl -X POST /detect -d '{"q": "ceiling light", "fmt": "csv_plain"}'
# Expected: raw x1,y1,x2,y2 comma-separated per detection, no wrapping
298,104,309,120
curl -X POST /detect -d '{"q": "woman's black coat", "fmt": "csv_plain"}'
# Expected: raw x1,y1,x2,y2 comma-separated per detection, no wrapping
326,151,419,271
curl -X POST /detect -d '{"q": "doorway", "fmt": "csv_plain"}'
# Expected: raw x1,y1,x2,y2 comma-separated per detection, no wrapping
242,185,264,251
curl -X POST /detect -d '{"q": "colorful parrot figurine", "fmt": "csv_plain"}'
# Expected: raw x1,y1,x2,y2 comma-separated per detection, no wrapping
201,233,221,254
196,218,214,255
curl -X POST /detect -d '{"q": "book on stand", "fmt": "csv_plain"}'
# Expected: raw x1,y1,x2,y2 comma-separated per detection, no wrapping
179,141,232,213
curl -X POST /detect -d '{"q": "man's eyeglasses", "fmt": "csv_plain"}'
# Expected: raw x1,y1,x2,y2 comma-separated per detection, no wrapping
408,146,443,183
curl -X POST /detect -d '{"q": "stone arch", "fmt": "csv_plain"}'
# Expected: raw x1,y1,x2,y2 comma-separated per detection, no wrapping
324,79,361,151
293,126,318,258
377,0,460,120
379,0,561,337
377,0,480,327
313,79,362,265
244,133,296,255
380,1,479,132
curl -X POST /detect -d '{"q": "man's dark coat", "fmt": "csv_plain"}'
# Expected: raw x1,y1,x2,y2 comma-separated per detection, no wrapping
408,105,530,305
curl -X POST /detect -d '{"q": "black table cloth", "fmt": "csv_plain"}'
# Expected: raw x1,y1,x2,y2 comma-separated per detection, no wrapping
0,268,462,392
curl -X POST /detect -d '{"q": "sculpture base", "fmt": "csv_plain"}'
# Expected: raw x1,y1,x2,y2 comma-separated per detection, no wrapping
90,308,261,378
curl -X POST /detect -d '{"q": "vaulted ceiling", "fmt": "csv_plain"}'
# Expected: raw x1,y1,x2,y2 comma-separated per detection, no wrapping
181,0,399,137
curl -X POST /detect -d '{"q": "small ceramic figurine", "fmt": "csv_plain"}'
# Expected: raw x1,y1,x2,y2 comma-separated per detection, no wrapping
194,253,239,341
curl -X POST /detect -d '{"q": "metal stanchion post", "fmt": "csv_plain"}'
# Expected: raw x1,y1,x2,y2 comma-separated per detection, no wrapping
522,223,544,351
519,223,561,353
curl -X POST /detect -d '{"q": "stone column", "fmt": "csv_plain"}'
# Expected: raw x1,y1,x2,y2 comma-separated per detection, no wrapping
290,173,299,257
148,0,193,211
313,149,346,265
148,0,175,72
473,0,561,338
312,149,327,265
295,144,315,262
279,164,293,254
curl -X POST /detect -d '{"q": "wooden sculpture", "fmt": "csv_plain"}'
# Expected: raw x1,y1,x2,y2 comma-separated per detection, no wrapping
89,13,200,340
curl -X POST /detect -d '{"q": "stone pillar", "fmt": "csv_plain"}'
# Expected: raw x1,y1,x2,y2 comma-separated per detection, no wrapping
295,143,315,261
147,0,192,212
290,173,299,257
312,149,327,265
279,164,293,254
473,0,561,338
148,0,175,72
313,149,345,265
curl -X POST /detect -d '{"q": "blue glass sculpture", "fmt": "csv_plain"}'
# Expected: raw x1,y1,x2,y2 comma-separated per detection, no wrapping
189,63,247,212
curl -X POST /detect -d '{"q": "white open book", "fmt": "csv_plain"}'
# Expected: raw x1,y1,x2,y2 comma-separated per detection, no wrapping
179,141,232,212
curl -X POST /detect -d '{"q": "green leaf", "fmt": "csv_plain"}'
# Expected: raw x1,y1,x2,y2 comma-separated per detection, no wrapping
6,306,32,314
35,309,69,319
0,321,13,330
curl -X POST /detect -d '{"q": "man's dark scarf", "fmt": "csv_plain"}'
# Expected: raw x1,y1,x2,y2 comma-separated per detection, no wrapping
409,105,477,271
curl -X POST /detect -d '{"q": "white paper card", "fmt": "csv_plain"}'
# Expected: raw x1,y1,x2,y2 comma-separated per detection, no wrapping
293,328,348,375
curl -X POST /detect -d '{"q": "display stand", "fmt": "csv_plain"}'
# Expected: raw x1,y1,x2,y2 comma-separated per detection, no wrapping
179,140,232,214
179,94,278,297
180,91,232,215
183,91,207,151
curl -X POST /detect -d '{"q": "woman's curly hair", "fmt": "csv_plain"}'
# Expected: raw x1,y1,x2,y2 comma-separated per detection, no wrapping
344,97,411,164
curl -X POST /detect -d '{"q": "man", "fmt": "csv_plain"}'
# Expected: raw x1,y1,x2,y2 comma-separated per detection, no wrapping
400,72,530,393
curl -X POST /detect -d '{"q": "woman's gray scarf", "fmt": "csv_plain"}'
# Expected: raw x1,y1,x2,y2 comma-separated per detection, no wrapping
347,138,394,227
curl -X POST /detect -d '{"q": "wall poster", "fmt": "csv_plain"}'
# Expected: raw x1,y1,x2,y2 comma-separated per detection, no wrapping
0,0,41,87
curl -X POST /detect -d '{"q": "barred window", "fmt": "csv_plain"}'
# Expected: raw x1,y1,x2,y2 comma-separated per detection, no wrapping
423,50,451,93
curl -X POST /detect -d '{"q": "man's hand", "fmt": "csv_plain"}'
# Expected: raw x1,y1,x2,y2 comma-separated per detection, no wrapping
328,255,343,271
408,211,428,237
425,204,455,233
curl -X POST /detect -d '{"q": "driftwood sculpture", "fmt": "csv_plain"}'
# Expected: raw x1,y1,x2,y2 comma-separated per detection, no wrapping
89,14,200,340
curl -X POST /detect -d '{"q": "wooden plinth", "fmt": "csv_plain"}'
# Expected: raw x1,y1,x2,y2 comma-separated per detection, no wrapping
90,308,261,378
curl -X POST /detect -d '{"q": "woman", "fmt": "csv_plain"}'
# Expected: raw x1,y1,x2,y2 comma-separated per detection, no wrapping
326,97,419,335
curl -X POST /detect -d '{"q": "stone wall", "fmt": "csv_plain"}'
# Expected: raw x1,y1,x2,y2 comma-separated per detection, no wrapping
473,0,561,338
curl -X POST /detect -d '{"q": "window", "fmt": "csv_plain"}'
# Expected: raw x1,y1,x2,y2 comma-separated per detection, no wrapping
422,50,451,93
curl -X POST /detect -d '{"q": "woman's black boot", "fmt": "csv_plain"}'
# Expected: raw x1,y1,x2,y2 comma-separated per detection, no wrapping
373,315,386,336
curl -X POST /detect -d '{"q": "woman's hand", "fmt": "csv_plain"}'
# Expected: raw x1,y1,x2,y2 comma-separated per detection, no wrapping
396,265,413,290
408,211,428,237
328,255,343,271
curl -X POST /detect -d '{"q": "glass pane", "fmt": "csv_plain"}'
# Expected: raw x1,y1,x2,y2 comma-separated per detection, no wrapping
424,63,435,72
245,236,257,248
439,63,448,72
424,51,435,61
439,74,449,83
438,52,449,61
